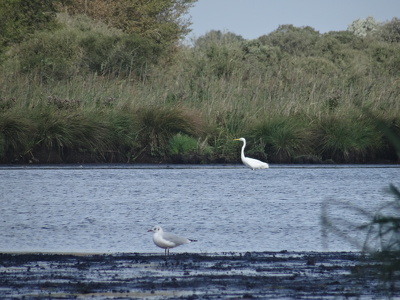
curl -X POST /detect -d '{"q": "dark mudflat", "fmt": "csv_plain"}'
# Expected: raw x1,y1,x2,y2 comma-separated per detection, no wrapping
0,251,397,299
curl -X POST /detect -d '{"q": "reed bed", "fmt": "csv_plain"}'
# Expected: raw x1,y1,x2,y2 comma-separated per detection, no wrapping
0,14,399,164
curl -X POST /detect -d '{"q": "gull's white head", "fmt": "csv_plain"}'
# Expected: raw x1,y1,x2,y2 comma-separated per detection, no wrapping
148,225,162,233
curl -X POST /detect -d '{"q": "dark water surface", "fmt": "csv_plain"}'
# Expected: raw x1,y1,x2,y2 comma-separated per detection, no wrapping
1,164,399,253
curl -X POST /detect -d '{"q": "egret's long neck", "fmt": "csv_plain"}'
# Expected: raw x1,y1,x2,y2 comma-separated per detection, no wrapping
241,141,246,160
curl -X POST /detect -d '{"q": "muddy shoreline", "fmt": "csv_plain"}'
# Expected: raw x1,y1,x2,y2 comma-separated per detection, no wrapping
0,251,398,299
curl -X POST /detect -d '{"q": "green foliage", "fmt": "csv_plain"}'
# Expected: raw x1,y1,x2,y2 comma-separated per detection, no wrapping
106,110,138,156
136,106,204,157
314,115,383,163
1,14,400,164
242,39,281,63
194,30,244,48
192,30,244,79
65,112,113,155
32,109,75,152
62,0,196,52
15,29,81,80
369,42,400,76
168,133,198,155
377,17,400,43
0,111,33,160
251,116,309,162
214,109,248,137
97,34,163,78
0,0,58,56
22,108,114,162
10,14,163,79
260,25,320,56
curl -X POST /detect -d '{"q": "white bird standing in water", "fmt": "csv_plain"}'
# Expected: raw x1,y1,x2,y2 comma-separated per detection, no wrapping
234,138,269,170
148,225,197,256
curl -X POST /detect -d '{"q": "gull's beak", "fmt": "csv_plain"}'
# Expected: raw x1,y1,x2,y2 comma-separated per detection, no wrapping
147,229,153,232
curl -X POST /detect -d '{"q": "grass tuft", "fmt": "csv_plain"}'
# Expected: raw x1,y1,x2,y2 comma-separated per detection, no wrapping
0,111,33,161
314,115,383,163
251,116,310,163
136,106,204,157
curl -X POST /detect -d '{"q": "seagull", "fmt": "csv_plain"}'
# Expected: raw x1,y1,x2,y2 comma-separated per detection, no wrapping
148,225,197,255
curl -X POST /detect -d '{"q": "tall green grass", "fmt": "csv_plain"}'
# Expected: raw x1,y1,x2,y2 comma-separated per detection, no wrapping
0,110,33,161
314,114,384,163
250,116,310,163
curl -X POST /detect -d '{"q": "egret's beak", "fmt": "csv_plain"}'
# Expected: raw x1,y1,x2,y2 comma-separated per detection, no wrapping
233,138,239,141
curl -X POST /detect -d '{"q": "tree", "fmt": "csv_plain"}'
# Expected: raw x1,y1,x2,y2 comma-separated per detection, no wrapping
194,30,244,48
0,0,58,55
61,0,196,49
259,25,320,56
378,17,400,43
347,16,380,37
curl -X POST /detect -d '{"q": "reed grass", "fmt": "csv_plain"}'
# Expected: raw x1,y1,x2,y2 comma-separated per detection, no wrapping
133,105,205,159
314,114,384,163
0,110,33,160
250,115,311,163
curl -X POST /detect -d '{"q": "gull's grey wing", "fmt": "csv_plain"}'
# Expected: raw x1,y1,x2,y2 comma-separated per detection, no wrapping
162,232,190,246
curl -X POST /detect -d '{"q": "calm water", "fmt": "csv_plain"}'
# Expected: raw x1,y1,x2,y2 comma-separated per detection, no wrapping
1,164,399,253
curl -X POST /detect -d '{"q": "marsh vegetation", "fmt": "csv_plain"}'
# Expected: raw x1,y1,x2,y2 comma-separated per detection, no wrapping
0,1,399,164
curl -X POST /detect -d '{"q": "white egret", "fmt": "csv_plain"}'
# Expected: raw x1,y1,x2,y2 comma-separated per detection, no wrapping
234,137,269,170
148,225,197,256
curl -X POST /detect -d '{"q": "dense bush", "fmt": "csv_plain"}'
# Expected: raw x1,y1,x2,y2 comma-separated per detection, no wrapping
0,0,58,57
10,14,163,79
61,0,196,52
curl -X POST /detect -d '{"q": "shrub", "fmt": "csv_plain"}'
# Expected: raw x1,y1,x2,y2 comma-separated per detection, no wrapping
369,43,400,76
65,111,113,156
260,24,320,56
27,108,113,162
377,17,400,43
10,13,163,80
30,109,75,159
193,30,244,79
14,29,81,80
251,116,310,163
314,115,383,163
98,33,162,78
0,0,58,56
62,0,195,52
168,133,198,155
136,106,204,157
0,111,34,161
